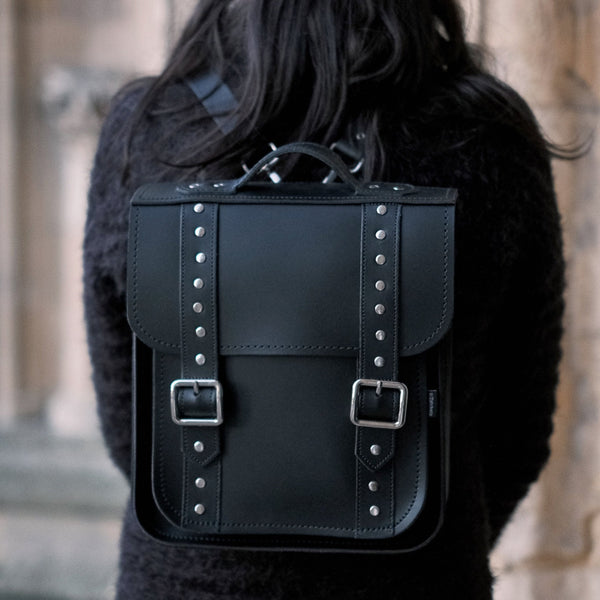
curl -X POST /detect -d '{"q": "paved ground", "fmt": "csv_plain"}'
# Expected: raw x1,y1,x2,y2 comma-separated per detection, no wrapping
0,424,128,600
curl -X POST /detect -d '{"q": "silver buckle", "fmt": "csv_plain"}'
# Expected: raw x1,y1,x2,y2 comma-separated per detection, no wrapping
170,379,223,426
350,379,408,429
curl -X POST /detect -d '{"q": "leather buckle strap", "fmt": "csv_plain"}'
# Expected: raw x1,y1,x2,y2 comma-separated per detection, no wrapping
179,201,222,526
170,379,223,426
353,202,402,537
350,379,407,429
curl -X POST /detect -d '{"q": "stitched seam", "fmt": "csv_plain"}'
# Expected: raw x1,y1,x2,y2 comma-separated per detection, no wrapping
355,456,361,537
131,208,178,349
356,206,368,534
401,207,450,350
156,354,179,516
393,205,400,379
220,344,358,351
210,204,218,375
136,195,453,203
179,520,375,532
180,206,188,375
182,431,190,522
211,205,222,531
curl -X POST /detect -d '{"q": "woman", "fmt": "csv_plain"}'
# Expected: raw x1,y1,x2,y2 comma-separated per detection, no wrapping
84,1,565,598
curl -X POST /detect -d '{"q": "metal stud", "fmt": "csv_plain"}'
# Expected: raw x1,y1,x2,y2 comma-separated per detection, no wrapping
375,280,386,291
370,444,382,456
369,184,380,189
194,441,205,453
195,326,206,338
368,481,379,492
195,354,206,366
188,183,201,190
369,505,380,517
375,254,386,265
375,230,386,240
194,203,205,213
194,504,206,515
213,182,225,188
374,356,385,368
193,302,204,313
195,226,206,238
376,205,387,215
196,252,207,263
375,304,385,315
195,477,206,489
375,330,386,341
193,278,204,289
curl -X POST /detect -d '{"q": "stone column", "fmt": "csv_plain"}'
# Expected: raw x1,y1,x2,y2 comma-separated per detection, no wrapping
475,1,600,599
9,0,169,435
0,0,17,427
42,66,127,437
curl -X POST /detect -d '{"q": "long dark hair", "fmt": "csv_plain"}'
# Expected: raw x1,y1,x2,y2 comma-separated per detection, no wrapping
123,0,571,181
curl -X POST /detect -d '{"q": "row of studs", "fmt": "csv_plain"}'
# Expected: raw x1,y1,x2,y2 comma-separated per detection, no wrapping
192,202,209,516
193,442,207,513
369,446,380,517
368,203,393,518
373,204,390,371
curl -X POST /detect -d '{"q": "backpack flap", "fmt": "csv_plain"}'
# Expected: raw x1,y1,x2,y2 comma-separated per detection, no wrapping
127,176,455,552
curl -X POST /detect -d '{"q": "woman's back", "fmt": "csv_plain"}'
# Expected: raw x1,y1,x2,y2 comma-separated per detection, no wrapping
84,1,564,597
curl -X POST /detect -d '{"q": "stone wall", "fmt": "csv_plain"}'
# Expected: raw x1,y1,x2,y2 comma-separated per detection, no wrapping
0,1,598,598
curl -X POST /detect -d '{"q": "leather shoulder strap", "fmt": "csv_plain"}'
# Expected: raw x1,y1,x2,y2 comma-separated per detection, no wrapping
184,71,238,135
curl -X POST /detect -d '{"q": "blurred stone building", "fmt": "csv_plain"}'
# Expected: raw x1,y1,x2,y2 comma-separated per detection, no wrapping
0,0,598,598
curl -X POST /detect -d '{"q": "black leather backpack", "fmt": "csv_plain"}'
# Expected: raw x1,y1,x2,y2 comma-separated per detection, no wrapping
126,140,455,553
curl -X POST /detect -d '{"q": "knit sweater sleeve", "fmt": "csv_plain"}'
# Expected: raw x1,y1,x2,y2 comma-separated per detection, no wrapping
83,85,148,478
477,144,565,546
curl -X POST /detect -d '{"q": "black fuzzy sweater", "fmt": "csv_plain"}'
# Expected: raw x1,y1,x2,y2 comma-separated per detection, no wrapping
84,80,564,599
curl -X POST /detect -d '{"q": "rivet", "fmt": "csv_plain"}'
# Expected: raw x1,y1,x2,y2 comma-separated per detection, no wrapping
375,304,385,315
375,230,386,240
368,481,379,492
194,441,204,453
196,252,207,263
188,183,201,190
213,182,224,188
369,505,380,517
375,254,386,265
393,186,403,191
194,504,206,515
195,354,206,366
196,326,206,338
193,278,204,289
193,302,203,313
375,280,386,291
195,477,206,489
376,205,387,215
374,356,385,368
195,226,206,237
370,444,382,456
194,203,205,213
375,330,386,341
369,184,380,189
